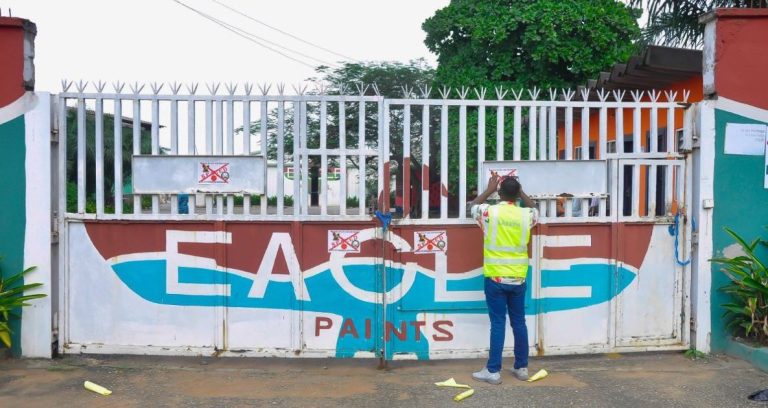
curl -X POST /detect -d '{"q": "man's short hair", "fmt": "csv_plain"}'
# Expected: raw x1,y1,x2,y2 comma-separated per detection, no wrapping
499,177,521,201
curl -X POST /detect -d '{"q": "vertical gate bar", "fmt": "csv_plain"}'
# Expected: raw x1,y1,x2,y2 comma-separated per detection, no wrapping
606,160,617,219
95,96,105,215
650,105,658,154
632,103,642,154
421,103,429,219
459,104,467,218
682,154,694,346
676,164,684,207
226,98,235,214
548,106,557,160
243,98,251,214
403,103,411,218
358,100,365,216
667,104,675,154
171,100,179,154
383,100,391,213
632,163,640,218
440,103,448,219
292,101,301,215
132,99,141,214
513,105,522,161
665,166,674,215
320,100,328,215
187,99,197,213
581,105,590,160
57,96,68,348
76,97,86,213
538,105,547,160
616,105,624,154
340,101,347,216
215,100,224,215
277,100,285,215
565,105,573,160
377,101,384,214
649,164,657,217
260,100,268,215
477,105,486,197
113,97,123,215
617,160,625,220
226,99,234,154
528,106,537,160
205,100,214,214
301,100,309,215
496,106,504,160
599,106,608,159
58,97,68,211
170,98,178,215
215,100,223,154
151,97,160,214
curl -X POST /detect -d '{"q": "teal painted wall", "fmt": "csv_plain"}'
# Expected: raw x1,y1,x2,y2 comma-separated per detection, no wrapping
711,109,768,351
0,115,27,356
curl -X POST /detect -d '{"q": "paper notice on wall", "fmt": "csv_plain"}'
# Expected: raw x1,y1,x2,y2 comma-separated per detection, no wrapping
724,123,767,156
765,139,768,189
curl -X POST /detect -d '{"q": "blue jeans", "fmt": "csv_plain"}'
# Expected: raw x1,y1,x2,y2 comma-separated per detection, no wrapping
484,278,528,373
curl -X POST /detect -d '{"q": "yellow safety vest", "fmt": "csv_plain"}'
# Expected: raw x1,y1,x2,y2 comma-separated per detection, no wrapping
483,203,531,278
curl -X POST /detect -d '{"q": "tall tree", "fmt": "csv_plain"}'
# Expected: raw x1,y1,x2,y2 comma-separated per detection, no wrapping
423,0,642,89
629,0,767,48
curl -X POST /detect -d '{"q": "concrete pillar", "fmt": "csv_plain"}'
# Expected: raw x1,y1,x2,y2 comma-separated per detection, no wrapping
0,16,52,358
698,9,768,357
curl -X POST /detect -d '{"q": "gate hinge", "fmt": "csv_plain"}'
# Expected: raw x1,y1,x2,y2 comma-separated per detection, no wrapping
51,211,59,244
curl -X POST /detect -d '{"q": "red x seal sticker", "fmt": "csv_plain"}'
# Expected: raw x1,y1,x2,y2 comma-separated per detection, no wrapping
199,162,230,184
414,231,447,254
490,168,518,182
328,230,361,253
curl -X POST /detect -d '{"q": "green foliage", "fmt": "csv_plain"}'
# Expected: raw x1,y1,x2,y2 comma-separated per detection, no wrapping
234,195,295,207
65,109,167,213
629,1,767,48
346,196,360,208
683,348,708,360
710,227,768,345
423,0,642,90
0,266,46,348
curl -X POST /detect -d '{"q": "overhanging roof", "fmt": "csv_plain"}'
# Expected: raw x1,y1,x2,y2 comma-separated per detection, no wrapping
577,45,702,102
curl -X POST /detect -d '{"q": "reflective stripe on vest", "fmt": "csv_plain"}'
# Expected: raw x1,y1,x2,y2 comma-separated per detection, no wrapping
483,204,530,278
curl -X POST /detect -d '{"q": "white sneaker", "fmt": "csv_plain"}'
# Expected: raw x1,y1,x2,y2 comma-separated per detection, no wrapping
472,367,502,385
510,367,529,381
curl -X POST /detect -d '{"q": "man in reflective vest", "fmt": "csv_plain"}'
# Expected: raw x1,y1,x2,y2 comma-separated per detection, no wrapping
469,173,538,384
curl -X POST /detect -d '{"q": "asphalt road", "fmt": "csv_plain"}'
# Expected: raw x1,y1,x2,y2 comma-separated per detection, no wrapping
2,352,767,407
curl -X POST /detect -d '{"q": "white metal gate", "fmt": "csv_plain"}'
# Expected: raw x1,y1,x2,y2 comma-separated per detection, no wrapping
54,81,694,357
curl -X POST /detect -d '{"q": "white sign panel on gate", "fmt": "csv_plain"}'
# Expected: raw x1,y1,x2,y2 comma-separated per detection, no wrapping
132,155,265,194
483,160,607,196
328,230,361,253
413,231,448,254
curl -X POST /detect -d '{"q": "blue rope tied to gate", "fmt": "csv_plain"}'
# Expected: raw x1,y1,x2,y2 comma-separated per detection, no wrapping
668,211,691,266
375,210,392,233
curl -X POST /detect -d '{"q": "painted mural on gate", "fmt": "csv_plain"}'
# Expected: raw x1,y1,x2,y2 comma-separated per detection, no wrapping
82,222,653,359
